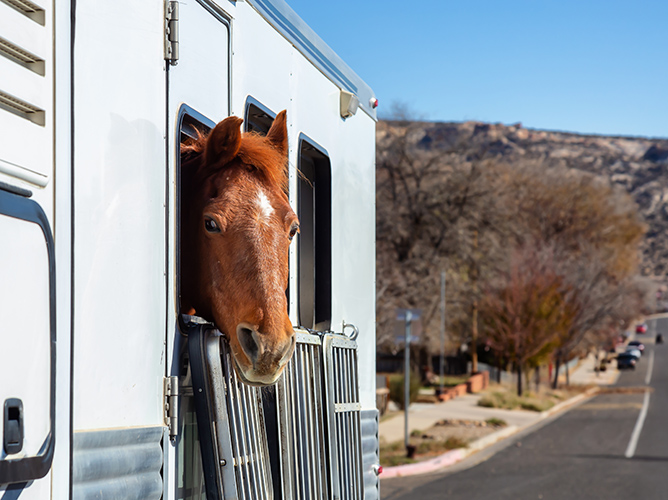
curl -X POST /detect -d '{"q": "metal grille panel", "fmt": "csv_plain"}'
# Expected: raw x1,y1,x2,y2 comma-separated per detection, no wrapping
208,329,366,500
276,332,330,500
324,335,364,500
218,340,273,500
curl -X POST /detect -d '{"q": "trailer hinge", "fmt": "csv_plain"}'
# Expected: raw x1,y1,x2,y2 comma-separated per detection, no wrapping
164,1,179,66
164,376,179,440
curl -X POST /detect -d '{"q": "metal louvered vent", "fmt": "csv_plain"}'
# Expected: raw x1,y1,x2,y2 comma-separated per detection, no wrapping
0,0,45,24
0,36,45,74
0,90,45,125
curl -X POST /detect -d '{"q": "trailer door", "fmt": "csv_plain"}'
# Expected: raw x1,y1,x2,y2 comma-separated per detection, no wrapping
164,2,229,499
0,189,55,495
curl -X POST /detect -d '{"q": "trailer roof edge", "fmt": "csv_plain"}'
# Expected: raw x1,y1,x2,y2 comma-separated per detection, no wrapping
245,0,378,121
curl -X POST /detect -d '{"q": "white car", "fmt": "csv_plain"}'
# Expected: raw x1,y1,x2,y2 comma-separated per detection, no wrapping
625,347,642,359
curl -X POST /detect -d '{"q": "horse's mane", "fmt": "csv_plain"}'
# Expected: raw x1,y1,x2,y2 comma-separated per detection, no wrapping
181,129,288,191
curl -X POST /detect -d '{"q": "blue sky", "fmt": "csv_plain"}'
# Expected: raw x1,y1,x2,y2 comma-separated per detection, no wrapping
287,0,668,138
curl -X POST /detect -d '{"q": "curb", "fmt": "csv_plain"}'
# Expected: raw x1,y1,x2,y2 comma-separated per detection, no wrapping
381,387,599,478
381,425,518,478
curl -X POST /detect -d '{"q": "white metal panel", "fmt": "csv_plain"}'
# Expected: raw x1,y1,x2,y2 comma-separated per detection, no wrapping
169,2,229,123
73,0,166,430
229,3,290,119
0,57,47,109
328,114,376,409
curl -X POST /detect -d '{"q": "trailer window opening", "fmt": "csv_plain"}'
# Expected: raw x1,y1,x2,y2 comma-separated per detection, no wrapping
177,107,214,326
298,137,332,331
244,99,275,135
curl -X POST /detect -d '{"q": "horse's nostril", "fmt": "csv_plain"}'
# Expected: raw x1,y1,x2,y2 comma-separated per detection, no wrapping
237,325,259,363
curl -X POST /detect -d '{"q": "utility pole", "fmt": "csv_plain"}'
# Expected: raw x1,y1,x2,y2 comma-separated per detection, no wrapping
471,230,479,374
440,271,446,394
404,310,412,453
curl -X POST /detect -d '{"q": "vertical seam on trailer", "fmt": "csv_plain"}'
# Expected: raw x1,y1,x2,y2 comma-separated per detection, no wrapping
68,0,76,498
164,31,170,381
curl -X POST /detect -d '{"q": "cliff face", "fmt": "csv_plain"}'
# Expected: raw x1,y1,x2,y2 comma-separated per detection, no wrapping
381,120,668,278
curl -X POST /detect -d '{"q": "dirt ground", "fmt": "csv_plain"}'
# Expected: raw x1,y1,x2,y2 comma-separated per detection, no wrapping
380,419,505,466
416,418,502,443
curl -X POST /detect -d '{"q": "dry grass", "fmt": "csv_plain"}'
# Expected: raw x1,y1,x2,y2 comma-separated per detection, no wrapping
477,382,589,412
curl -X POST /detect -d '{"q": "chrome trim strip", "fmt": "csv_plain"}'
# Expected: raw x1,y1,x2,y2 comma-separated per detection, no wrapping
0,158,49,188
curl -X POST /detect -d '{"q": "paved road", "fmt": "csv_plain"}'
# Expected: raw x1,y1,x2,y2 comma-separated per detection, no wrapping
381,316,668,500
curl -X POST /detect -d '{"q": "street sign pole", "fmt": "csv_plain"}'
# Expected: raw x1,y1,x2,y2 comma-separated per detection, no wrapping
404,310,412,451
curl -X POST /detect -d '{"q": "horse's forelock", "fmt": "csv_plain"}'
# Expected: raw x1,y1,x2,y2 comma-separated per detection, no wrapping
181,128,288,191
238,133,289,191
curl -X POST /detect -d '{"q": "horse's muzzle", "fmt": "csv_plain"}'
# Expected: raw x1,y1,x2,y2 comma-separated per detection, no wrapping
235,323,295,385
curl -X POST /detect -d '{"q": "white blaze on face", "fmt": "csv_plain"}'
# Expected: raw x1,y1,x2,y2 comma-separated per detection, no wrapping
257,189,274,221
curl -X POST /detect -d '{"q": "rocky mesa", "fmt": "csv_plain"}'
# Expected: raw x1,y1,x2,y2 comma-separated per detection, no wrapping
378,120,668,279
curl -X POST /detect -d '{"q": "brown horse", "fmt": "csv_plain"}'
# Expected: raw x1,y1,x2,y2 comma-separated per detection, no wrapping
180,111,298,386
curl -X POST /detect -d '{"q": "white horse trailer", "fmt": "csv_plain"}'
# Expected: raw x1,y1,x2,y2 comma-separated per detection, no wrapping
0,0,379,498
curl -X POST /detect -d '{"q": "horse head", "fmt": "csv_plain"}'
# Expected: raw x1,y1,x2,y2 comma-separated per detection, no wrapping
181,111,298,386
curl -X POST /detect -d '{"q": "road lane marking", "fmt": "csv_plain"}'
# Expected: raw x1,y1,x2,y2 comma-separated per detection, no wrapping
624,390,650,458
645,349,654,386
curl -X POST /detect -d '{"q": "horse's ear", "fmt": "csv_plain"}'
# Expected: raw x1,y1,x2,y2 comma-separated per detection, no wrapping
266,110,288,157
205,116,244,168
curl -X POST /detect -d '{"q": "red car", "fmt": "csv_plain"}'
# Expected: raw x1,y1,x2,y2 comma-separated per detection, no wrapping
636,323,648,334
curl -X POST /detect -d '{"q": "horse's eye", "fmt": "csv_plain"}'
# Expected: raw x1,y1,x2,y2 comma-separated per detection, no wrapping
204,217,220,234
288,223,299,241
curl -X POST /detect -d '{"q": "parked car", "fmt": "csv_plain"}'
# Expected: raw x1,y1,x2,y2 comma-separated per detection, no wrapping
636,323,648,334
625,347,642,359
617,353,637,370
628,340,645,353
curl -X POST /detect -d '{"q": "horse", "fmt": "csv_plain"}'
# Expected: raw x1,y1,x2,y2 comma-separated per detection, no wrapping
180,110,298,386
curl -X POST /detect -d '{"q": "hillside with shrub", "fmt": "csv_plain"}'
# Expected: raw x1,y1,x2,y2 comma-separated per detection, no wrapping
376,118,666,381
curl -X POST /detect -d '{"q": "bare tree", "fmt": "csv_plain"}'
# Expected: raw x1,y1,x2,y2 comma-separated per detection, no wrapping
481,245,572,395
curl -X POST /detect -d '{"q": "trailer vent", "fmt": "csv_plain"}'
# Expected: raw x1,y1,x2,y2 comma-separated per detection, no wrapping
0,90,45,125
0,36,45,74
0,0,45,24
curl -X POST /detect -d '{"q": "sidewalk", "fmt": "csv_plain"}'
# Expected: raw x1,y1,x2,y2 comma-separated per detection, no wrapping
380,351,616,477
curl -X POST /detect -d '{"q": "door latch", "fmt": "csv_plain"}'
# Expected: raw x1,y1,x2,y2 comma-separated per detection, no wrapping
4,398,24,455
